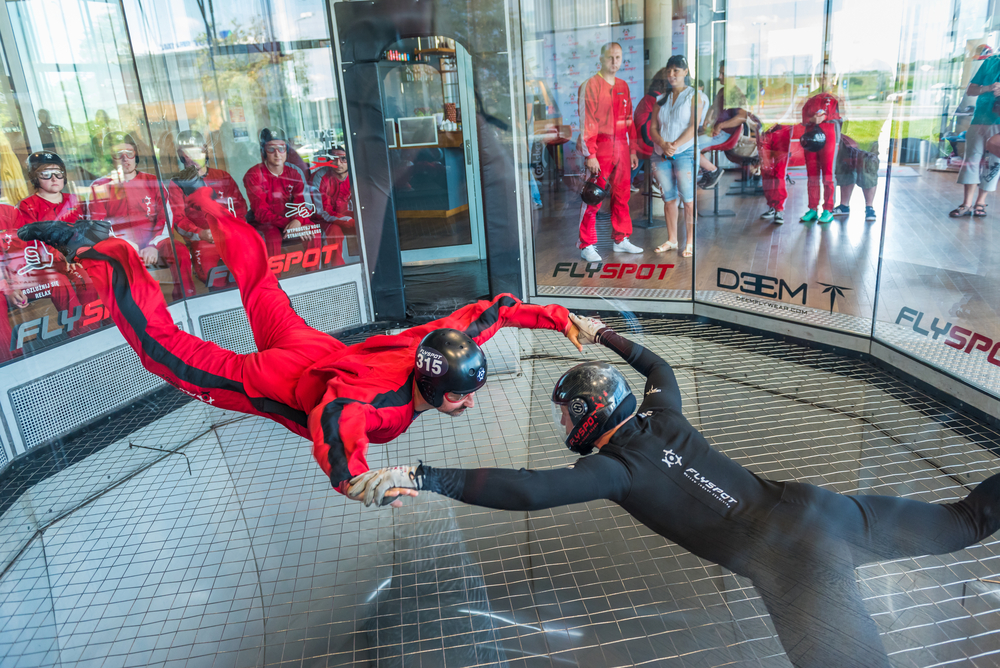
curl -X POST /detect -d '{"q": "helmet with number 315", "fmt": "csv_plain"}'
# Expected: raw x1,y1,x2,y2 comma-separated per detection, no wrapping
414,329,488,407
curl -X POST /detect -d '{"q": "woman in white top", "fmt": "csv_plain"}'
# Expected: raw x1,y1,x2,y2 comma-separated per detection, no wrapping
650,55,708,257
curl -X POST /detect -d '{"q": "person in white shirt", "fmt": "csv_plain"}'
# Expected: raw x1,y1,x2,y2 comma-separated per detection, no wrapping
649,55,708,258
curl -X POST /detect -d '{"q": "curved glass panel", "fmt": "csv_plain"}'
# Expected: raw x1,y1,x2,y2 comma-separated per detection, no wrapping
526,0,693,302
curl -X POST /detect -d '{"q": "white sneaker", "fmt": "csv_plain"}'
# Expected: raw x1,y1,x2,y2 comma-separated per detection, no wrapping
612,237,643,253
773,211,784,224
760,207,777,220
581,245,602,262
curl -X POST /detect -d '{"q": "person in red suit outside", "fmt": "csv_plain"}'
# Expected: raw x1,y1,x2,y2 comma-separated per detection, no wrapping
758,124,793,225
243,127,319,261
577,42,642,263
798,85,842,224
17,151,99,315
632,68,669,197
167,130,249,289
18,178,584,500
309,144,354,267
758,81,843,226
89,132,196,300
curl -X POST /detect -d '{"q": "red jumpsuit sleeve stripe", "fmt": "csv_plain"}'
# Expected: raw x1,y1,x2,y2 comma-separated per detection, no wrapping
428,293,570,346
312,374,417,492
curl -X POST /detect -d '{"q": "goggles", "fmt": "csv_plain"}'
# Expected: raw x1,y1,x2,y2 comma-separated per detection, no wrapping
265,144,287,154
113,149,136,160
38,170,65,180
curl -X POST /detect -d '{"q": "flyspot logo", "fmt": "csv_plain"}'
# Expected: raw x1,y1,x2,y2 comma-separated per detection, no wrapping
684,467,738,509
553,262,674,280
896,307,1000,366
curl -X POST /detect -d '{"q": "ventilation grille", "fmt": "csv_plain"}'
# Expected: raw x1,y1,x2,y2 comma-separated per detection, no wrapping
200,282,362,354
10,344,167,450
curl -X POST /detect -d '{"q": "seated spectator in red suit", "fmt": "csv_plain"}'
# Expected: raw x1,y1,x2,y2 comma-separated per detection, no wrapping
243,127,320,260
89,132,195,299
167,130,249,289
17,151,100,312
308,144,354,267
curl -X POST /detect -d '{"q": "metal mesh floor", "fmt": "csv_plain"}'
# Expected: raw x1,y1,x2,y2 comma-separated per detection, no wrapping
2,318,1000,668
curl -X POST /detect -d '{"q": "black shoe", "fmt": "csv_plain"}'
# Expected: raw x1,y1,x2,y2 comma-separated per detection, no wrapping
699,168,723,190
17,219,111,260
172,166,207,197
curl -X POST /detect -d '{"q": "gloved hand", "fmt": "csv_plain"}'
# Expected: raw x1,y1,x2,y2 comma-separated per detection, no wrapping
347,465,421,507
568,313,609,345
172,166,207,197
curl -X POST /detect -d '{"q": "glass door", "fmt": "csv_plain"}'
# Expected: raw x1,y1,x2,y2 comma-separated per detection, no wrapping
380,37,486,266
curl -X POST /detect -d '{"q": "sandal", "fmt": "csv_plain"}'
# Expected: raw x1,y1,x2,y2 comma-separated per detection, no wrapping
654,240,678,253
974,204,988,217
682,244,693,258
949,205,972,217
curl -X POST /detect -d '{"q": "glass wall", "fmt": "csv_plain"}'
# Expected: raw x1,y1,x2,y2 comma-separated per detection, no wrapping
525,0,694,301
2,0,149,363
0,0,997,398
0,0,358,366
524,0,1000,401
873,0,1000,397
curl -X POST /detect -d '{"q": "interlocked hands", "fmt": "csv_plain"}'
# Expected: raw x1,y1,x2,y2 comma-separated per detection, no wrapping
568,313,608,345
347,465,421,507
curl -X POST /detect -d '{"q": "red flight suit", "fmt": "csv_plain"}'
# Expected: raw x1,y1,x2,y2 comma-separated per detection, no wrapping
89,171,195,299
77,187,571,493
314,171,354,267
579,74,637,248
17,193,99,312
243,163,318,259
801,93,842,212
167,168,248,288
1,205,28,361
759,124,793,212
632,93,659,160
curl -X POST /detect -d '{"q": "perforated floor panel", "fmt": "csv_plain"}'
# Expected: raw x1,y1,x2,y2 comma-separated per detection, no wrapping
2,318,1000,668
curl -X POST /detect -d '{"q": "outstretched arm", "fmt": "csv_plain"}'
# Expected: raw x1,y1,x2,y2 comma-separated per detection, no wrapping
571,314,682,414
308,396,376,495
349,454,631,510
419,293,584,350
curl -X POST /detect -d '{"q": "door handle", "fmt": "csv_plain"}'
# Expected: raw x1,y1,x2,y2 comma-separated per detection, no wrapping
465,139,473,165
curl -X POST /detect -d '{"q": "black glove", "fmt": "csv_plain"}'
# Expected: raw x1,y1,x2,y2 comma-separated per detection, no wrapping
172,166,206,197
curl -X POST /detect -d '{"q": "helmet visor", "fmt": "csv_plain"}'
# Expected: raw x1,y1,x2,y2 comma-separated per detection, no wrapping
551,400,573,438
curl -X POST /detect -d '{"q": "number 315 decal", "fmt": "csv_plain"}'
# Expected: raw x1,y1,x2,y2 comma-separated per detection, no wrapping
415,347,448,377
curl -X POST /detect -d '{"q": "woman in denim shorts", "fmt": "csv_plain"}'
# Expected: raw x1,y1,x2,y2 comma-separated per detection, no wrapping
650,55,708,257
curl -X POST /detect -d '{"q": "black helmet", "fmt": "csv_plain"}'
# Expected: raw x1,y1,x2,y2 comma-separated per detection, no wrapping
176,130,207,167
581,171,610,206
26,150,65,173
102,131,138,157
414,329,488,408
800,126,827,153
551,361,636,455
259,127,287,157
